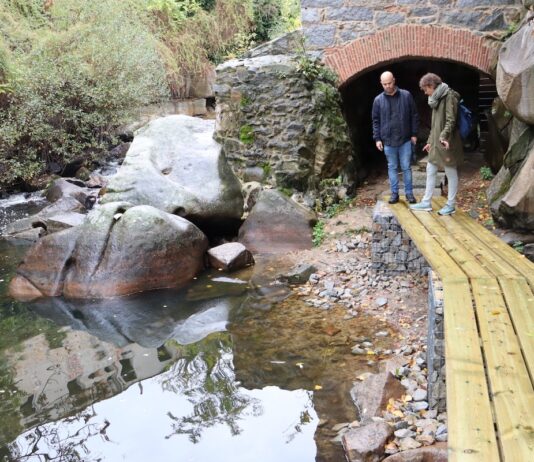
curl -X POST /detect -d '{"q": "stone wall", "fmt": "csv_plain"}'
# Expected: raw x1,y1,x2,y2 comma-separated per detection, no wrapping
371,201,446,412
427,271,446,412
302,0,524,51
371,201,429,274
214,54,354,191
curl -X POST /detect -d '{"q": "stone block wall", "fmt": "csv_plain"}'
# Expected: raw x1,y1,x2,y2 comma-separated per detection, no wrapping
214,54,354,191
302,0,524,51
371,201,446,412
427,271,446,412
371,201,429,274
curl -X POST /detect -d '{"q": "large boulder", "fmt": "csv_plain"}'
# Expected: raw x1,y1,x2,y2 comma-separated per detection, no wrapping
488,126,534,229
9,203,209,299
100,115,244,228
497,23,534,124
238,189,317,254
498,143,534,229
9,226,82,299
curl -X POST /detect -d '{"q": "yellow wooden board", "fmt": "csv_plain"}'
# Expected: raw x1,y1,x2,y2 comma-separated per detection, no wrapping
499,277,534,382
389,203,466,282
471,278,534,460
434,197,534,288
430,200,524,280
415,210,492,280
443,279,501,462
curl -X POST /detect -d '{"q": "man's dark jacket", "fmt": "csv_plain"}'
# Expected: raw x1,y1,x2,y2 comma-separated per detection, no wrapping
372,88,419,146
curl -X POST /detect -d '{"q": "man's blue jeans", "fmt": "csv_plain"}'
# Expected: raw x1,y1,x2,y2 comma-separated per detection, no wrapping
384,140,413,195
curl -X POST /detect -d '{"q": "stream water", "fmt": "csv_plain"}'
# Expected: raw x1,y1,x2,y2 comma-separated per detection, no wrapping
0,196,394,462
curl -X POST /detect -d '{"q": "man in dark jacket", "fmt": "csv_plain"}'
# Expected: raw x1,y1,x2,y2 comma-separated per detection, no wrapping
372,71,419,204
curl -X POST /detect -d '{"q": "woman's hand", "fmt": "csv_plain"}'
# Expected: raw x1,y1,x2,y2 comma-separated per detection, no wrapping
423,143,431,152
440,139,450,150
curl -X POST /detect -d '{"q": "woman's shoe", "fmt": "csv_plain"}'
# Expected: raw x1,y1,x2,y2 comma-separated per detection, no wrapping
438,204,456,216
409,201,432,211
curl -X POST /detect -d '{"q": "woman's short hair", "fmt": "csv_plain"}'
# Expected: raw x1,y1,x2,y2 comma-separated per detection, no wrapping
419,73,442,89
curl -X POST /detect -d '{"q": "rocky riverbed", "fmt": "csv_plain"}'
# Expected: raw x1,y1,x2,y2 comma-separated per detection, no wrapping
261,158,499,461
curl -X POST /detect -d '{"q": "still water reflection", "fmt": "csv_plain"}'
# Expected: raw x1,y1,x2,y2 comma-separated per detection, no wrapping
0,199,388,461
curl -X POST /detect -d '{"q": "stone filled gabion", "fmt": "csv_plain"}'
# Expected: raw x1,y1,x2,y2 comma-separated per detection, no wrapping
214,54,354,191
371,201,429,274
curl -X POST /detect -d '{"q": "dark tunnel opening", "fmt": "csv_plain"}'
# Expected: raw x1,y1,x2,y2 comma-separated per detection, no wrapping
339,60,496,182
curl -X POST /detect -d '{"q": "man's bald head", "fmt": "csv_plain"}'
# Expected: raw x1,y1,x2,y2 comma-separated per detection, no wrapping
380,71,396,95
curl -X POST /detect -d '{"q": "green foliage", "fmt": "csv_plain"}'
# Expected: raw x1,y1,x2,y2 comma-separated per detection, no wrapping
502,21,519,40
324,198,352,219
480,166,494,181
278,187,293,197
312,220,326,247
253,0,300,42
239,124,254,144
512,240,524,254
240,94,252,107
147,0,201,25
0,0,169,189
261,162,271,176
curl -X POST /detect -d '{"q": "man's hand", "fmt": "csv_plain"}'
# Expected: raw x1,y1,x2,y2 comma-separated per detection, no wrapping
376,141,383,151
411,136,417,145
423,143,431,152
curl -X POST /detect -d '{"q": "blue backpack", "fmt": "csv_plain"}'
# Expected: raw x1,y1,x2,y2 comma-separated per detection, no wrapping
457,100,473,141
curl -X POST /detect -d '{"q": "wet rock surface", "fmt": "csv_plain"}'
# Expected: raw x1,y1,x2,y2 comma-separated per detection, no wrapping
100,115,244,227
238,189,317,254
10,203,209,299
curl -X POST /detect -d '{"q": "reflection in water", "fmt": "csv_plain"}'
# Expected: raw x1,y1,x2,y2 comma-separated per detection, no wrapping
6,337,318,462
0,201,391,461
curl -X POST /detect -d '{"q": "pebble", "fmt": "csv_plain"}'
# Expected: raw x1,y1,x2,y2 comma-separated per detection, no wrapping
412,388,428,401
394,428,415,438
376,297,388,307
398,437,422,451
410,401,429,412
351,347,366,355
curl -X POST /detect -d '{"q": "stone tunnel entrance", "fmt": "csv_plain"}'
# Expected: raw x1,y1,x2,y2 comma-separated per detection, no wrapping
338,60,497,179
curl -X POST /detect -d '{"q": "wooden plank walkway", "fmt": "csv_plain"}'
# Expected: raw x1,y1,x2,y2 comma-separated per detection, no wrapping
389,196,534,462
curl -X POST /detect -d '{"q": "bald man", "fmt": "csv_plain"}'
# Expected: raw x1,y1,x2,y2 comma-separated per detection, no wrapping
372,71,419,204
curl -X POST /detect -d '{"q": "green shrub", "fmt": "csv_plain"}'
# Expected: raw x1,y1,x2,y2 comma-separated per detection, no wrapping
239,124,254,144
480,166,494,181
0,0,169,189
512,241,524,254
253,0,300,42
312,220,325,247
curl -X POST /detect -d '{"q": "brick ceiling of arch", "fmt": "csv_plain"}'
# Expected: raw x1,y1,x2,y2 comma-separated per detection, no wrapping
323,25,500,87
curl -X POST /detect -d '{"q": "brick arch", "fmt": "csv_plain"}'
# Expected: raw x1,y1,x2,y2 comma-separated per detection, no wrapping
323,24,500,86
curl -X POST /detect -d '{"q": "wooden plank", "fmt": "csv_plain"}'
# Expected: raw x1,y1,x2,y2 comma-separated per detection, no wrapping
443,279,501,462
471,278,534,460
430,200,524,280
414,210,493,279
434,197,534,288
499,277,534,382
389,203,467,282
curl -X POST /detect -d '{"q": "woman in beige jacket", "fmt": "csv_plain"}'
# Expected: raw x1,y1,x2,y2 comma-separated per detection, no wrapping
410,73,464,216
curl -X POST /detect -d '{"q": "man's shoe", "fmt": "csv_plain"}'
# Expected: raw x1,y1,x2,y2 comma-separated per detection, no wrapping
409,201,432,212
388,193,399,204
406,194,416,204
438,204,456,216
